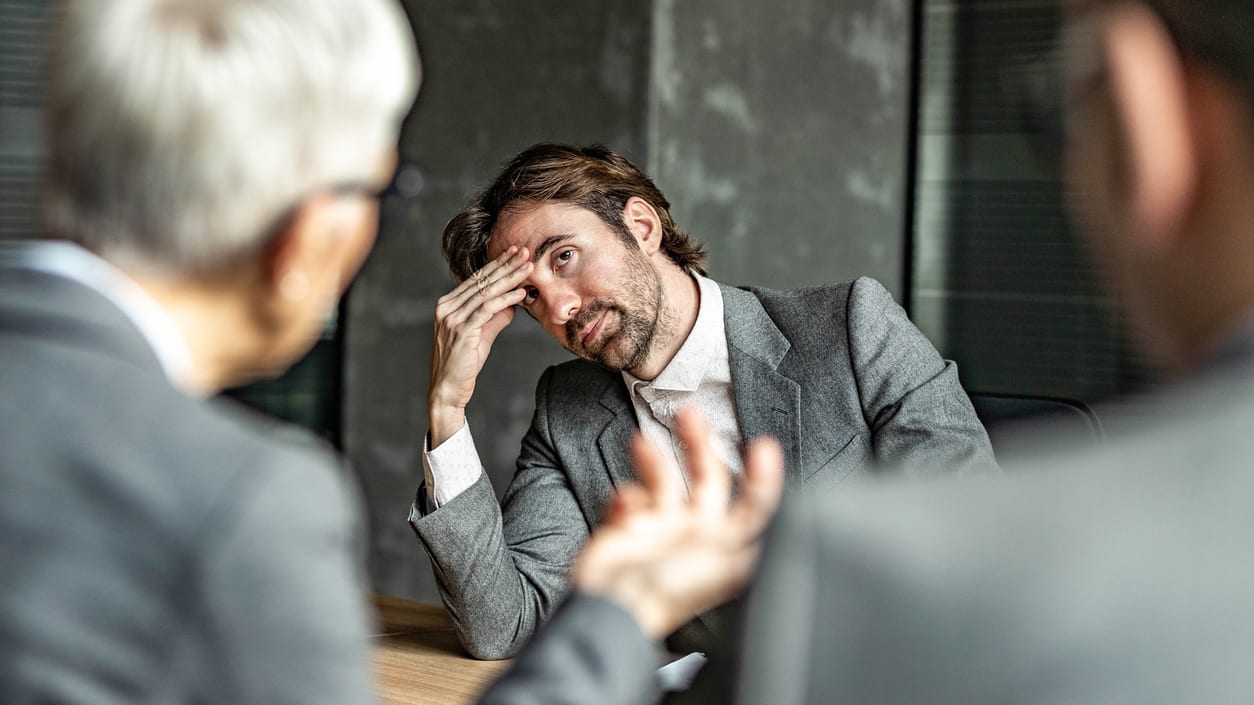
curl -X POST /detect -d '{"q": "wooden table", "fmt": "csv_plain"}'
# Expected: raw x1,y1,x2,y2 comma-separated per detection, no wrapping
372,595,510,705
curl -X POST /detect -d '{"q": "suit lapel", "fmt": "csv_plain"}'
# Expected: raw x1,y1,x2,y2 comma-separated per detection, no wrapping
595,379,639,489
721,285,803,484
589,284,805,488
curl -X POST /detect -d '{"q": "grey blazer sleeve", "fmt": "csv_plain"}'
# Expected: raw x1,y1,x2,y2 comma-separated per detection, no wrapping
846,277,997,474
199,446,375,705
411,367,590,659
475,594,662,705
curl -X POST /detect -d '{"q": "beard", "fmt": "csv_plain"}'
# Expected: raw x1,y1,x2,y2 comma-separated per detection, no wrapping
563,247,667,373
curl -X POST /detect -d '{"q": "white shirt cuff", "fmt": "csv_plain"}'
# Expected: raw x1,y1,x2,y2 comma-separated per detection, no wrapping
421,421,486,508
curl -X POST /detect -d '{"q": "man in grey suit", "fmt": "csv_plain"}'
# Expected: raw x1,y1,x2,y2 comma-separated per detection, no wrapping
410,142,997,659
472,0,1254,702
0,0,418,702
480,408,786,705
1,2,789,704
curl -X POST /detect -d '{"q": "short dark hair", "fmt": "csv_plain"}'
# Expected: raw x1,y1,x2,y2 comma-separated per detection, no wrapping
442,143,707,282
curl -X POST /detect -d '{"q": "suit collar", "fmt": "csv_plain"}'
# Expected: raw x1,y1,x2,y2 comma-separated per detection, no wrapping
1,241,191,384
596,378,638,488
0,261,167,377
719,284,803,484
591,283,806,486
720,284,791,369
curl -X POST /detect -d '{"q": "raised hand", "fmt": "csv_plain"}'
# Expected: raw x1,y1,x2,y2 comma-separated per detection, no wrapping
428,246,533,447
573,407,785,638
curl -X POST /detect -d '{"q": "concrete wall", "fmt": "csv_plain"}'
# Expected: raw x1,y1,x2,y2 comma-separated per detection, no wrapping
650,0,913,294
345,0,915,603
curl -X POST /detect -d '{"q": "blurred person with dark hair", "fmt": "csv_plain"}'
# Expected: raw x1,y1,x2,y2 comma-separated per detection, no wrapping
0,1,418,702
410,142,998,660
712,1,1254,703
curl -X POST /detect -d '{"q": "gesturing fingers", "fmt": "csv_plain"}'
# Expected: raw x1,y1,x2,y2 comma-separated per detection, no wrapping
674,406,732,517
730,435,785,537
630,433,685,510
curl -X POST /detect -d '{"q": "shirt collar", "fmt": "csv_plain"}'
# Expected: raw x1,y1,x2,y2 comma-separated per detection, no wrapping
623,274,727,396
1,240,194,387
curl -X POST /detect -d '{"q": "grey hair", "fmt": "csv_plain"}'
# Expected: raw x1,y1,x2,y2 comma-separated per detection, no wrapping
44,0,420,275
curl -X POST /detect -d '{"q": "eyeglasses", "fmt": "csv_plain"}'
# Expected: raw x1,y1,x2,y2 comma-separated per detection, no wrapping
261,161,425,239
330,160,425,203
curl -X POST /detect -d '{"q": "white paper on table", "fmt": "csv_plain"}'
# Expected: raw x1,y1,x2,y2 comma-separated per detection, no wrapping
656,651,708,692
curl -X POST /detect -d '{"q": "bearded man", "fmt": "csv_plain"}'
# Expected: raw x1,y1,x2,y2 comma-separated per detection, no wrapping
408,142,998,659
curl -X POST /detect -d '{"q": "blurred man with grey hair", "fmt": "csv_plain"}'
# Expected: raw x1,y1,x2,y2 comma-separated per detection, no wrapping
0,0,418,702
0,2,794,704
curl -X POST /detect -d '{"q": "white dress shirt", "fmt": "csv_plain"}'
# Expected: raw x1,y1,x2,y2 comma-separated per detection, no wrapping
419,273,743,509
0,240,193,388
622,274,743,487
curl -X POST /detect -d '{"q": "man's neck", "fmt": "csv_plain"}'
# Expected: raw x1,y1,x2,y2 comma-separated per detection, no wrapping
631,266,702,381
129,273,265,397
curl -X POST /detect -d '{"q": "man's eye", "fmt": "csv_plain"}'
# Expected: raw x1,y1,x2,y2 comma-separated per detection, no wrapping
522,286,539,304
555,249,574,266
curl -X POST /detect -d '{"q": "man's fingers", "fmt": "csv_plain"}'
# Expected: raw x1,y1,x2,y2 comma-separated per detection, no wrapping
441,246,532,312
602,484,651,528
674,406,731,515
630,433,684,509
731,435,785,535
461,288,526,339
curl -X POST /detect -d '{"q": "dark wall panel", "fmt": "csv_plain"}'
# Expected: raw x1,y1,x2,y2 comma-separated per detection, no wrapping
910,0,1148,402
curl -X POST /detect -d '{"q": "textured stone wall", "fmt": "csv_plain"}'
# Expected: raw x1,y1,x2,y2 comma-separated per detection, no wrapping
650,0,912,293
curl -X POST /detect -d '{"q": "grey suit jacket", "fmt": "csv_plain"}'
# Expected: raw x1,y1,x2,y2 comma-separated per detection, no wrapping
476,330,1254,705
0,260,375,704
412,277,996,659
729,348,1254,705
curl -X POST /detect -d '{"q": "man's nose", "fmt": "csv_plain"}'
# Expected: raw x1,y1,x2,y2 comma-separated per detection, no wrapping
544,287,580,327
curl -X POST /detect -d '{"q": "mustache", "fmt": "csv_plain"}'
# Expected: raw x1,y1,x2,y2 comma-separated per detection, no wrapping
566,300,617,347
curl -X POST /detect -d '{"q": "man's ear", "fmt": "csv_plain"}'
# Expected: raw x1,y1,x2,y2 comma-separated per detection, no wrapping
263,194,345,306
622,196,663,255
1102,2,1198,252
265,208,313,305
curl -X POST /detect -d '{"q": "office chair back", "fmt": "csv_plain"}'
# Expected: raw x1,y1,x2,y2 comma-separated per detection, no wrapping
968,392,1104,457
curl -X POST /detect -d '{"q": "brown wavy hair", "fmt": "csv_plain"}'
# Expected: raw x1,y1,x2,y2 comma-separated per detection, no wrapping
442,143,707,282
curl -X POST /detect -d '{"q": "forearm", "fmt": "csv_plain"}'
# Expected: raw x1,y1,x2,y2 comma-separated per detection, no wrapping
414,366,591,659
411,474,549,659
475,593,662,705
